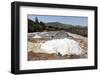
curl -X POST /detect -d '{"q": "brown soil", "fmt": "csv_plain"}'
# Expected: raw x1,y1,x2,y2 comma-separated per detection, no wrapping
28,51,86,61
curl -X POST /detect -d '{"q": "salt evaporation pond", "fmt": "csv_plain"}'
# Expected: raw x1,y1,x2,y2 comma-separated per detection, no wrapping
40,38,83,56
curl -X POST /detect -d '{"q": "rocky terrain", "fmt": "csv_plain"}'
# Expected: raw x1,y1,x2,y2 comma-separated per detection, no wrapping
28,31,88,61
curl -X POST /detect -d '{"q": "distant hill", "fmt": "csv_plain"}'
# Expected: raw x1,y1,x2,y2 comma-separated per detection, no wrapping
28,18,87,37
46,22,74,29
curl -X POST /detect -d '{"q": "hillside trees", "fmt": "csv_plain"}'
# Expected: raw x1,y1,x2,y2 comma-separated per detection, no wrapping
28,17,87,37
28,17,46,32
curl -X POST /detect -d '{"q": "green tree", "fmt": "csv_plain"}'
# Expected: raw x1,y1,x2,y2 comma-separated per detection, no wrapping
40,21,46,30
35,17,39,24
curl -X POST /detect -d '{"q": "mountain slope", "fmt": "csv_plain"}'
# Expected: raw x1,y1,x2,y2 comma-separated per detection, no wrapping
46,22,74,29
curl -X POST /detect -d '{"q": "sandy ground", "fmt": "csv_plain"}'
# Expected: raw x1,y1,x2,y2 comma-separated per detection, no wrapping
28,32,88,61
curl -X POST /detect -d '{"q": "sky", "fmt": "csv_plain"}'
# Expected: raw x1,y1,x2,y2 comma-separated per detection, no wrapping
28,15,88,26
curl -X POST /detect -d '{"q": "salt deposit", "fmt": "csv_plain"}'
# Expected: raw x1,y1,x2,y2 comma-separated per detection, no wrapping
40,38,83,56
32,34,42,38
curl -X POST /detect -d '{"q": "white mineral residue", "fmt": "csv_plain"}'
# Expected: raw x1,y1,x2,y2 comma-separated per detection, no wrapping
32,34,42,38
40,38,83,56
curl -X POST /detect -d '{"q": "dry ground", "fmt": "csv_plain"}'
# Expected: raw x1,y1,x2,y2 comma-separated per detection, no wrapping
28,32,88,61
